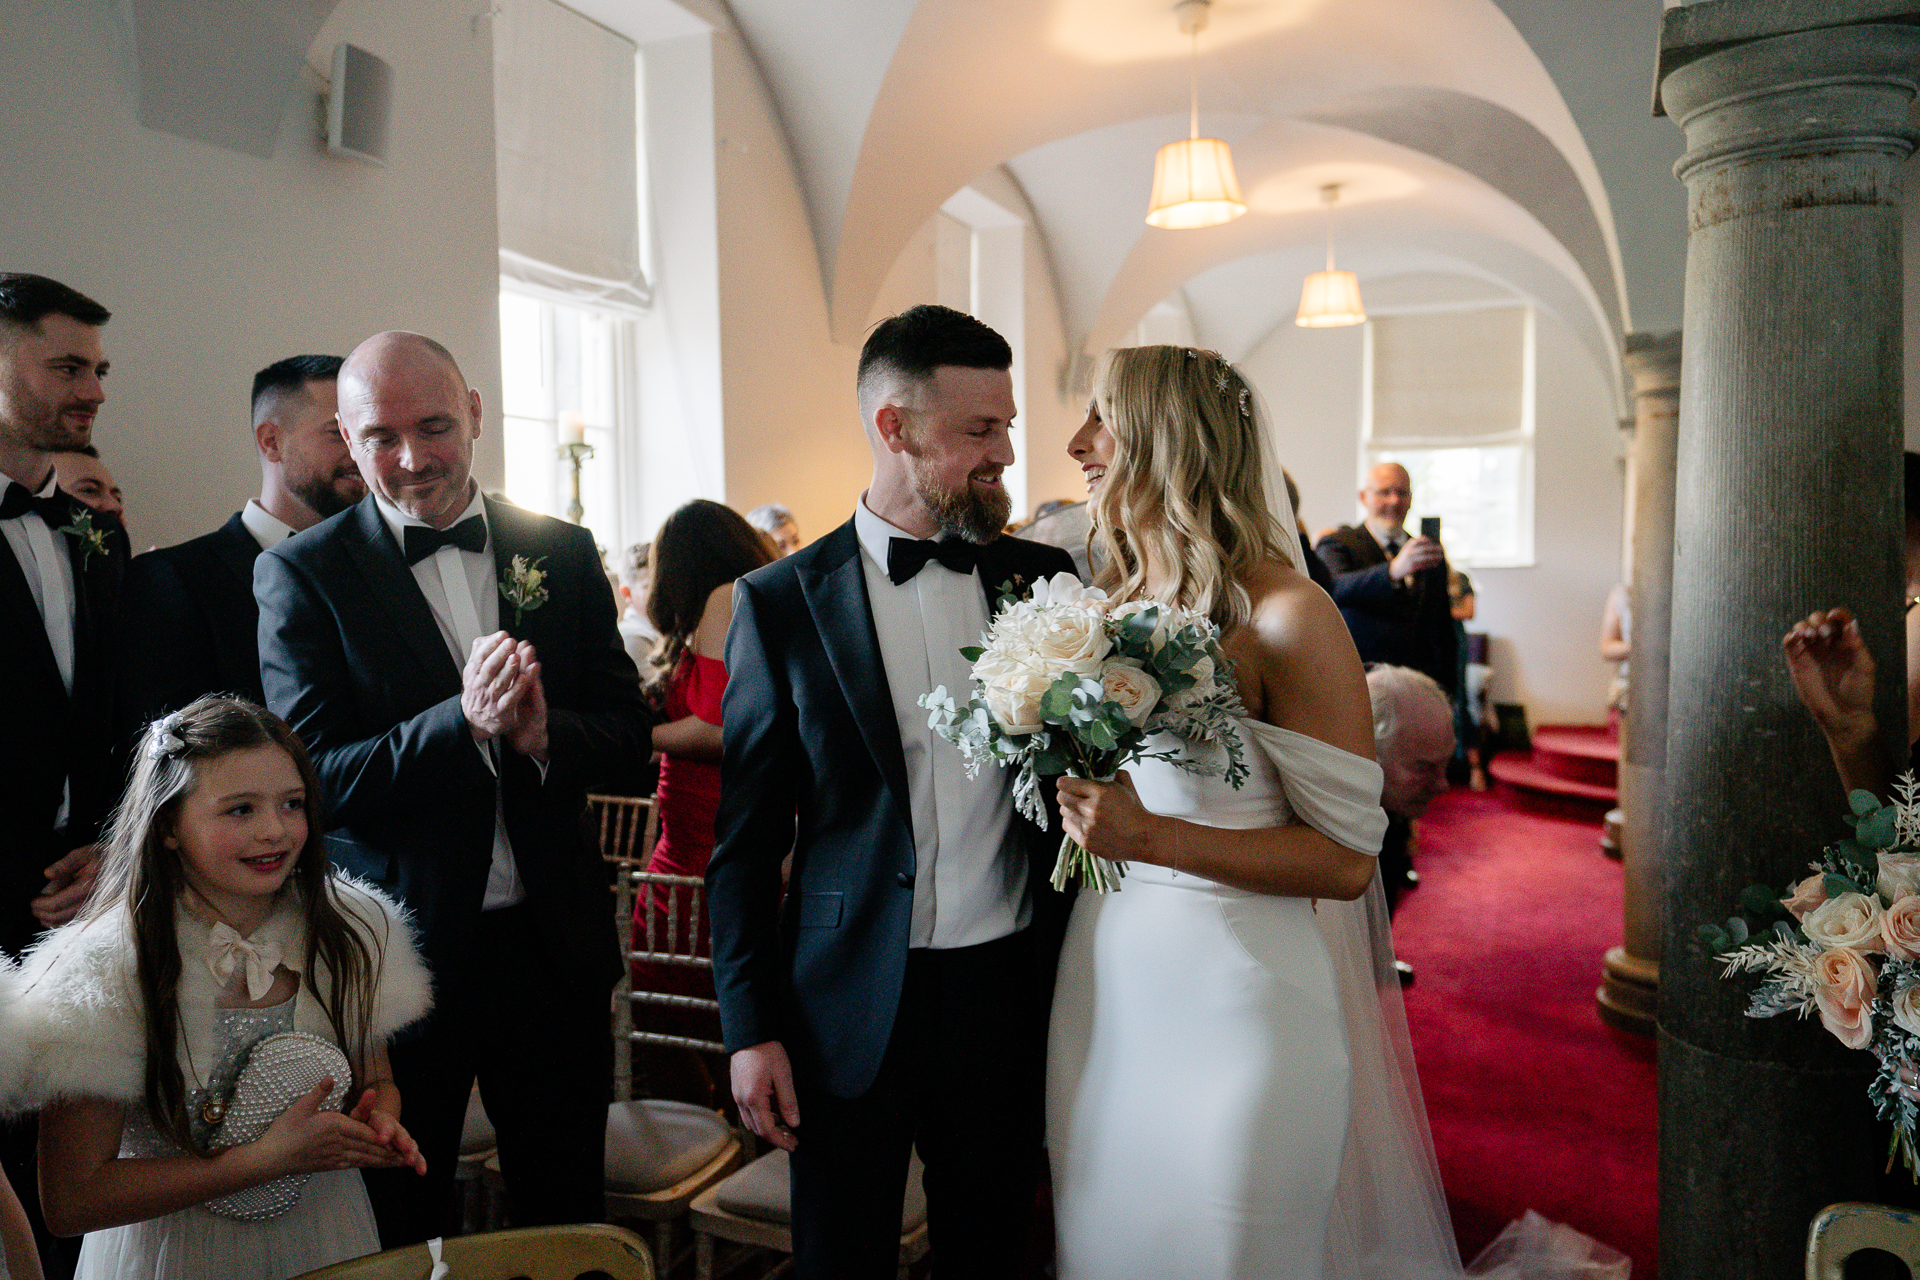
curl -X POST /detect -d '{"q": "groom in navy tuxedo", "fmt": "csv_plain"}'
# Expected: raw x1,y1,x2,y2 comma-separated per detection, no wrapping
708,306,1076,1279
256,331,649,1244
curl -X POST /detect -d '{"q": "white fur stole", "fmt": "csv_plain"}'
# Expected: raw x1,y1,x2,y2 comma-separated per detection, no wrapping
9,874,431,1110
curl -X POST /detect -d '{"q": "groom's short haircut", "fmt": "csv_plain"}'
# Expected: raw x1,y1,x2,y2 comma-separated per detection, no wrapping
251,353,345,423
0,273,111,340
857,304,1012,413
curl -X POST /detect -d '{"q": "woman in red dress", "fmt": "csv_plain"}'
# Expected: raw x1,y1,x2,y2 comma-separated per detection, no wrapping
634,500,775,996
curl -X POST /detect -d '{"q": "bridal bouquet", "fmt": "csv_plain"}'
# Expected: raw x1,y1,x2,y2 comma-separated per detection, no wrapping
1706,775,1920,1176
919,572,1248,893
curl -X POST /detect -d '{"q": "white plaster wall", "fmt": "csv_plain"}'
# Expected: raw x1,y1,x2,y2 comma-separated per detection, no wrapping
1243,303,1619,727
0,0,503,551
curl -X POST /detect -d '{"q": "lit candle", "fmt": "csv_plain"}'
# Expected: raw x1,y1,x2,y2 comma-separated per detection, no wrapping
560,412,586,446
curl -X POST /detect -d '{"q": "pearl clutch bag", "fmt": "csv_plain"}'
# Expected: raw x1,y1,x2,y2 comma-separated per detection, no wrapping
203,1032,353,1221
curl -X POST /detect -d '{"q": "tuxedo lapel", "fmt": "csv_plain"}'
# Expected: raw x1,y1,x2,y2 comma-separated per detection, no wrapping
0,529,62,693
485,498,549,644
799,525,912,822
341,499,463,688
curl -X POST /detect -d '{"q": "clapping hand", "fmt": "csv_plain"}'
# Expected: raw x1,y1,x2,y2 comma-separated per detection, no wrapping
349,1088,427,1176
246,1078,413,1177
462,633,549,761
1389,537,1443,582
1782,607,1877,744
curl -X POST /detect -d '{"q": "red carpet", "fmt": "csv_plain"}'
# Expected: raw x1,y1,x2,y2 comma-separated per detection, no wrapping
1394,785,1657,1277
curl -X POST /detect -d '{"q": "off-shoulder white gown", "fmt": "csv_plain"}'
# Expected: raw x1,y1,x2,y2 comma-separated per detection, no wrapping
1046,719,1390,1280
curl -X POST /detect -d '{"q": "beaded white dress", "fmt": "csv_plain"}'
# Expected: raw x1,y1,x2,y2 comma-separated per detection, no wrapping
74,998,381,1280
1047,719,1461,1280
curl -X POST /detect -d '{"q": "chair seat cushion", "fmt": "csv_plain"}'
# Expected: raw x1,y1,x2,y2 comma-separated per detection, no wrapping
459,1084,496,1156
606,1099,733,1194
714,1148,927,1232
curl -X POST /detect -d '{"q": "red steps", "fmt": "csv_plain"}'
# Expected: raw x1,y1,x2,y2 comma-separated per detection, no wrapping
1486,725,1618,805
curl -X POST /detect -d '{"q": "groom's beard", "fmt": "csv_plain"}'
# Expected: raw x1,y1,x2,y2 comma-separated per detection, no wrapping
914,460,1011,544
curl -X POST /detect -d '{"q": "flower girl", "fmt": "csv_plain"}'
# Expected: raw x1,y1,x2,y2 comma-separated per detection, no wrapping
14,697,432,1280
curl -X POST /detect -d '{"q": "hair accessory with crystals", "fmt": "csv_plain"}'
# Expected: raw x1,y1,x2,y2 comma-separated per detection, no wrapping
147,711,189,761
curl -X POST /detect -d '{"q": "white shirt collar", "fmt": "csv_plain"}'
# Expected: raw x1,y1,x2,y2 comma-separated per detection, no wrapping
853,493,929,572
374,483,489,553
240,499,297,551
1,469,59,510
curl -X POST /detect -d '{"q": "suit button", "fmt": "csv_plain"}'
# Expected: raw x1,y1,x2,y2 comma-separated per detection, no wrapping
896,871,914,889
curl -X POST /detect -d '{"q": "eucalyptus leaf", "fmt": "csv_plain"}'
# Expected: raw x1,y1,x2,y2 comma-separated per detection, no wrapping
1853,790,1885,817
1826,873,1867,900
1860,807,1898,850
1727,917,1750,944
1740,884,1781,917
960,646,984,662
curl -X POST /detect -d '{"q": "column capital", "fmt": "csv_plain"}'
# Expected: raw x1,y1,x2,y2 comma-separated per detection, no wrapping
1623,331,1682,395
1655,0,1920,113
1659,24,1920,187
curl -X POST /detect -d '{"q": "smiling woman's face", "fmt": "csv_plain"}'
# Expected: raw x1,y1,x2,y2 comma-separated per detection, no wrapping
1066,400,1116,494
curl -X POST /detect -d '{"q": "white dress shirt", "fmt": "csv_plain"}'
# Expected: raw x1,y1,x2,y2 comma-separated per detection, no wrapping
854,497,1028,950
240,498,297,551
375,486,526,910
3,471,77,827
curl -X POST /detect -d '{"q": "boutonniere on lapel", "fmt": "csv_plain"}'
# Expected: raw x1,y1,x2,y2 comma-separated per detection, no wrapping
56,509,110,568
500,554,549,627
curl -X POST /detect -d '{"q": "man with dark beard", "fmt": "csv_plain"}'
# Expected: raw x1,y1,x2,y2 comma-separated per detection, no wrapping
121,354,364,723
709,305,1076,1279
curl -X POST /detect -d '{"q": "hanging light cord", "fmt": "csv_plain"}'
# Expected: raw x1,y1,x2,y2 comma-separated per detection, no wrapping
1189,26,1200,142
1323,186,1339,273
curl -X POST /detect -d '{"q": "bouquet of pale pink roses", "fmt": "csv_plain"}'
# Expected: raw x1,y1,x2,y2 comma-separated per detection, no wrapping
918,571,1248,893
1708,774,1920,1176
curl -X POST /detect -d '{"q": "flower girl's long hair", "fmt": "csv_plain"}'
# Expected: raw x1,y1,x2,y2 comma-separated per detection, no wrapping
86,696,380,1154
1087,345,1295,629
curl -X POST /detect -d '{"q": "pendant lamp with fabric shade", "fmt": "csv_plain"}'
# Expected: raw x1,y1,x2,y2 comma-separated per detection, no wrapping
1296,184,1366,328
1144,0,1245,231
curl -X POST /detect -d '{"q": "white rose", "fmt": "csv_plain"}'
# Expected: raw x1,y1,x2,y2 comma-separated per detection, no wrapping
1895,984,1920,1038
1031,604,1112,676
1803,892,1888,951
984,668,1053,735
1029,571,1106,609
1881,852,1920,903
1100,659,1163,729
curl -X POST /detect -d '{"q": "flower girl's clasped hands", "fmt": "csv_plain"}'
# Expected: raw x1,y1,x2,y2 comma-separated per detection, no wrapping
232,1077,428,1180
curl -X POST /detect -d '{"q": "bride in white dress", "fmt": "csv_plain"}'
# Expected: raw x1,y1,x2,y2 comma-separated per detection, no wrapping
1047,345,1461,1280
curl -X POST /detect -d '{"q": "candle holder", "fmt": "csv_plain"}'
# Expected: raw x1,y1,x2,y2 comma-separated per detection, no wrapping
558,440,596,525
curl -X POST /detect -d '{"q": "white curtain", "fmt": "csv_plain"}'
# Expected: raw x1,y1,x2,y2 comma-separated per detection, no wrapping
493,0,649,315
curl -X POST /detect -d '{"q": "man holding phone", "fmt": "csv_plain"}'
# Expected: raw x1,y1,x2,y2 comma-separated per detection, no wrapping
1315,462,1458,694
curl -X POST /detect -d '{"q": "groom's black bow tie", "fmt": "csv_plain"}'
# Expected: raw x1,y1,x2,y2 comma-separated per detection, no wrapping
0,482,70,527
402,515,488,565
887,536,979,585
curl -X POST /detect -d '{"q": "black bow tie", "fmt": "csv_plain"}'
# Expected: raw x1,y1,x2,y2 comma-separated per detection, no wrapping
402,515,488,565
887,536,979,585
0,482,70,528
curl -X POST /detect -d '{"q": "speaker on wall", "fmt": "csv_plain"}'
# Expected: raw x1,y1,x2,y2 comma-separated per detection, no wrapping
326,43,393,166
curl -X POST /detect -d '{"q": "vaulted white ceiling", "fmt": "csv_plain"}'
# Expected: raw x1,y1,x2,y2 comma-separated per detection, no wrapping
724,0,1666,400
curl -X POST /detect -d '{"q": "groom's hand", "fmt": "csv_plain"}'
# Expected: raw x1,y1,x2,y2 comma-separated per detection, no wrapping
499,641,550,762
732,1041,800,1151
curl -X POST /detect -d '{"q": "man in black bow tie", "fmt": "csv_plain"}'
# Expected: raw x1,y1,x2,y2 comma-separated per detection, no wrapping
0,272,125,1278
255,331,650,1244
708,305,1075,1279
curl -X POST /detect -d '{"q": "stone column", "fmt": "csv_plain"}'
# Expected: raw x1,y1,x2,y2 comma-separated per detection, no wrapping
1657,15,1920,1278
1598,331,1679,1038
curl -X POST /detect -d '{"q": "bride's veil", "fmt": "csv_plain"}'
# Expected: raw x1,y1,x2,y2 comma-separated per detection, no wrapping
1248,377,1463,1279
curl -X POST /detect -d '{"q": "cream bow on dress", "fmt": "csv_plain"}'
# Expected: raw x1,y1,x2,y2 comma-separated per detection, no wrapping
206,923,297,1002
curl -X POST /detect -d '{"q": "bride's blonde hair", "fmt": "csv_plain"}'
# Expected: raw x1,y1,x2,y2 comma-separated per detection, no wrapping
1088,345,1293,628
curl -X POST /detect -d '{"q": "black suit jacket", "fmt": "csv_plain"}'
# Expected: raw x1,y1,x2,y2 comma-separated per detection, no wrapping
1314,524,1457,692
706,520,1077,1098
255,494,650,994
122,512,264,730
0,495,129,954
